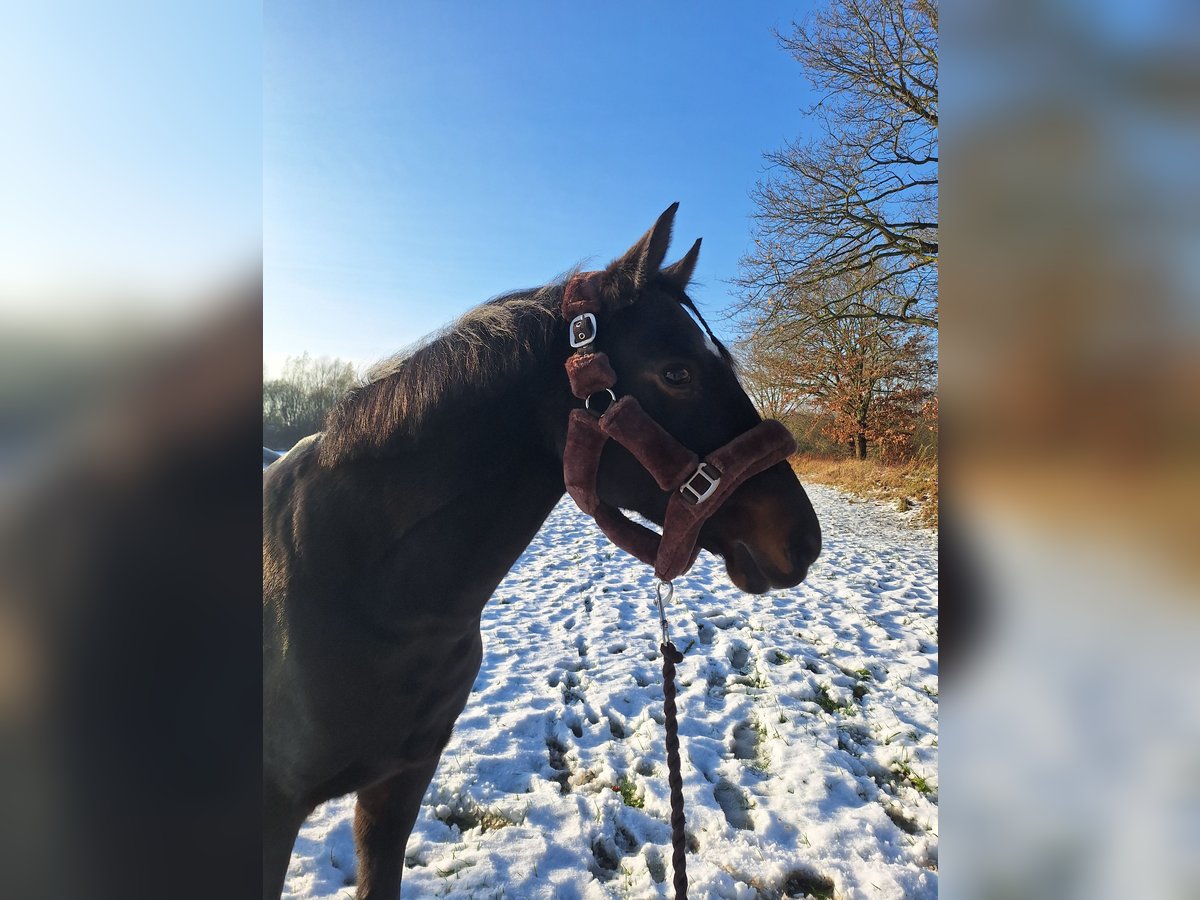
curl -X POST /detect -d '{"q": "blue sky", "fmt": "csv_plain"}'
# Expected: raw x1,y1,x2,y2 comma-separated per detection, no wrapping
265,1,819,374
1,2,260,310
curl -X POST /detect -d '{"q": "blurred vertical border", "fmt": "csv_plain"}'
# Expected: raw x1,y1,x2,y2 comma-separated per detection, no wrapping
942,0,1199,897
0,3,262,900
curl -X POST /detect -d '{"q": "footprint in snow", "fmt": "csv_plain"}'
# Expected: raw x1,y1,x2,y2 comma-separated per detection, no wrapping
590,837,620,877
561,670,584,705
614,824,640,855
705,660,727,698
714,778,755,831
545,731,572,794
727,642,751,671
563,710,583,738
731,719,759,761
704,611,741,630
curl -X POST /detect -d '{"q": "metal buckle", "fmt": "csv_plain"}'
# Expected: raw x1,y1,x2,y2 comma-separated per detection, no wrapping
584,388,616,414
679,462,721,504
569,313,597,348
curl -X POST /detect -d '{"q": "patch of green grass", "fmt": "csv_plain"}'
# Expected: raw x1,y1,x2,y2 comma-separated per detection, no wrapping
894,761,936,797
616,774,644,809
435,855,476,878
813,684,857,717
436,800,516,834
477,809,515,832
771,649,794,665
813,685,839,714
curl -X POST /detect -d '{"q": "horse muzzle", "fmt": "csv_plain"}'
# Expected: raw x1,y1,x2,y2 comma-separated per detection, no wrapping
702,464,822,593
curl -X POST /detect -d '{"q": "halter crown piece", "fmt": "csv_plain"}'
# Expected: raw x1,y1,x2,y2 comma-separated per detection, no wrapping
559,272,797,583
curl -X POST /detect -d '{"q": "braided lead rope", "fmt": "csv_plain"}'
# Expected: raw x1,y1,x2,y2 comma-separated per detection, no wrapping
656,582,688,899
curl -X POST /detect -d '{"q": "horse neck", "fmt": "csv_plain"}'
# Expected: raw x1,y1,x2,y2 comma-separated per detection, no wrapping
346,357,574,621
408,364,567,496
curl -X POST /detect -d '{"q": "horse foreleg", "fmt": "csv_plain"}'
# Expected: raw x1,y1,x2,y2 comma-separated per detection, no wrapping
263,780,311,900
353,756,440,900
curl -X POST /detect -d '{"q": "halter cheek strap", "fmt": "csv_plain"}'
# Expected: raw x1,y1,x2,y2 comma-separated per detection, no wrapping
559,272,797,582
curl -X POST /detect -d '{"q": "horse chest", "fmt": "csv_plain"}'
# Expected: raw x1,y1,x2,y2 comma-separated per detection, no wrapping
371,629,482,727
318,614,482,740
272,615,483,801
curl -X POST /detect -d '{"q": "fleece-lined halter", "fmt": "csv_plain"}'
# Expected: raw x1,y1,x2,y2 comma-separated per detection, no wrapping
559,271,797,582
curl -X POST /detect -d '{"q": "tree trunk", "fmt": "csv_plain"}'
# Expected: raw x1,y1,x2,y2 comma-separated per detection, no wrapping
854,434,867,460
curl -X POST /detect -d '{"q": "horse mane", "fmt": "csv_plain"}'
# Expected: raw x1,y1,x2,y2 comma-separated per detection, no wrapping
317,269,733,467
318,279,567,466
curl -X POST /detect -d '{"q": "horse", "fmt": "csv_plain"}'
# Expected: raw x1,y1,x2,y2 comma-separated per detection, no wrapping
262,204,822,899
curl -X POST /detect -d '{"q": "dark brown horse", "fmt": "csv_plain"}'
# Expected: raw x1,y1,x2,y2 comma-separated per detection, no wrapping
262,205,821,898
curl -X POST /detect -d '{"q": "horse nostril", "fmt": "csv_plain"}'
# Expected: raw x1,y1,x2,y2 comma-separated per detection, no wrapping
790,530,822,574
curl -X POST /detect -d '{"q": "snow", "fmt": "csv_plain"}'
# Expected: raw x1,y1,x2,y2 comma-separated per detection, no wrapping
938,508,1200,900
282,484,938,899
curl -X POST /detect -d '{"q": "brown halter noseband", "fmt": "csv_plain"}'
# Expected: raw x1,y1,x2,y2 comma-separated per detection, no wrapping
559,271,797,582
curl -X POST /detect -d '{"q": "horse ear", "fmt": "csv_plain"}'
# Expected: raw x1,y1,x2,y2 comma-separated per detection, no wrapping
604,202,679,296
662,237,701,289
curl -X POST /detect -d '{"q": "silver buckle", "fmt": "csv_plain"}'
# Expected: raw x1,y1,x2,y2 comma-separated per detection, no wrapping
584,388,617,414
680,462,721,504
569,313,597,348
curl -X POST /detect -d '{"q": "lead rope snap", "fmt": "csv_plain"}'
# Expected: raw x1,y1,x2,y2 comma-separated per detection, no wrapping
655,580,674,646
654,579,688,899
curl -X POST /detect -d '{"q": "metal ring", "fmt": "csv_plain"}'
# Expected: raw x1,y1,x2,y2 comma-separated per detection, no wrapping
584,388,617,413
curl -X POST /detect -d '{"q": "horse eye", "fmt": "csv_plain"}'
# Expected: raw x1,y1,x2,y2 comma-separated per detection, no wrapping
662,366,691,386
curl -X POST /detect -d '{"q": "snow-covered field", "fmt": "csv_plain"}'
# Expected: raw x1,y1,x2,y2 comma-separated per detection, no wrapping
282,485,939,899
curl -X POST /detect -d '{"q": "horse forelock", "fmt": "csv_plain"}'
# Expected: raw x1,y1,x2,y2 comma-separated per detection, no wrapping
651,277,738,372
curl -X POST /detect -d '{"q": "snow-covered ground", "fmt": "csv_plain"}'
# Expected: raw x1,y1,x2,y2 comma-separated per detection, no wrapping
282,484,939,899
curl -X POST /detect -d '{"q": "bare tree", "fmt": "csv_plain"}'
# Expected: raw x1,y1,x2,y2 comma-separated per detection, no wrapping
735,0,937,332
263,353,359,449
736,333,808,424
744,269,935,459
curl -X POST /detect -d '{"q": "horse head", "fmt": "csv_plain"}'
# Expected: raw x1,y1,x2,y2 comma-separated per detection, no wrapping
568,204,821,593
